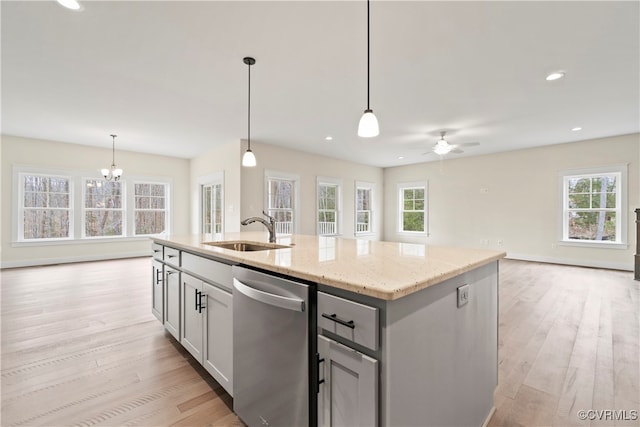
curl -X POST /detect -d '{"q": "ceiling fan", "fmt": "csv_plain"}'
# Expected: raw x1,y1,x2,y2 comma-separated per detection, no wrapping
424,131,479,156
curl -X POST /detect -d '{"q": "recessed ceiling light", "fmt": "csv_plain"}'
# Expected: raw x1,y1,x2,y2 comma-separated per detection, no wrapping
546,71,565,81
325,136,333,141
571,127,582,131
57,0,82,10
397,156,404,160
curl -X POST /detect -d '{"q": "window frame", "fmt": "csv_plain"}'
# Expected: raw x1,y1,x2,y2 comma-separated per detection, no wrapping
316,176,342,236
198,171,224,235
133,180,171,237
16,170,74,242
82,178,125,239
264,170,300,235
12,165,172,246
355,181,374,236
559,164,627,249
397,181,428,235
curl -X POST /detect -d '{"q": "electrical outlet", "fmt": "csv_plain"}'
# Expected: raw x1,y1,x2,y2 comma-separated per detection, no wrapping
457,284,469,308
497,239,503,246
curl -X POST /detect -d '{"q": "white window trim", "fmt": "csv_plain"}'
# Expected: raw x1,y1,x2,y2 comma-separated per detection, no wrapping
316,176,343,236
12,165,172,246
133,179,172,237
197,171,224,235
397,181,428,235
14,167,75,242
558,164,628,249
81,178,126,239
264,169,300,235
355,181,375,236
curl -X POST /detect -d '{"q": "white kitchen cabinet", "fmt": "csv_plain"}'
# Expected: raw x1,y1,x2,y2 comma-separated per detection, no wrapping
180,272,234,397
317,335,377,427
164,266,181,340
181,273,204,361
203,282,233,396
151,259,164,322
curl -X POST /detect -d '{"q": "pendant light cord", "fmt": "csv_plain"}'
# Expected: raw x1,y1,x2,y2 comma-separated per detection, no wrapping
366,0,370,110
247,61,251,150
111,134,117,166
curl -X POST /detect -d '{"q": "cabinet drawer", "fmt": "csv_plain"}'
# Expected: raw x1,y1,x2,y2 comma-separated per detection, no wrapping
151,243,163,260
318,292,379,351
182,252,233,291
163,246,181,267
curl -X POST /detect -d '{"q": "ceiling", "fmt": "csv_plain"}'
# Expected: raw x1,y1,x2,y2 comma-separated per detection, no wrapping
2,1,638,168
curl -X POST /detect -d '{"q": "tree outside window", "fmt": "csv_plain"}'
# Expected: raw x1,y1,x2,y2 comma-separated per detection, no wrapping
84,179,123,237
21,174,71,240
564,172,620,242
135,183,168,235
356,186,372,234
318,183,338,235
399,184,426,233
267,177,295,234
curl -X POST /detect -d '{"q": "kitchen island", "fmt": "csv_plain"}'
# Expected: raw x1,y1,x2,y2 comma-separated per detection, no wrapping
151,232,505,427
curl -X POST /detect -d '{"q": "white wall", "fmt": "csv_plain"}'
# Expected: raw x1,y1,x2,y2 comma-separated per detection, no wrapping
240,141,384,238
189,140,242,234
1,134,190,267
383,133,639,271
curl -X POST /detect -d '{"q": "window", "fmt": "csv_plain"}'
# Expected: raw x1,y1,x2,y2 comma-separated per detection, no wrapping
134,182,169,235
398,182,427,233
202,182,223,234
19,173,72,240
266,171,299,235
317,177,341,236
13,166,172,244
83,179,124,237
561,165,626,246
355,181,374,234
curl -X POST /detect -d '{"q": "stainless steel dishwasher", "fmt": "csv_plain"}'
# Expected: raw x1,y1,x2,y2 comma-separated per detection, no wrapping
232,266,316,427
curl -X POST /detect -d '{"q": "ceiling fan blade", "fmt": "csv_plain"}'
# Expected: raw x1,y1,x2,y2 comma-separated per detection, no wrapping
450,148,464,154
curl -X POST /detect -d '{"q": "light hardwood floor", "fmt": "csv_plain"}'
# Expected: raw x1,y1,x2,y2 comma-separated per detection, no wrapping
1,257,638,426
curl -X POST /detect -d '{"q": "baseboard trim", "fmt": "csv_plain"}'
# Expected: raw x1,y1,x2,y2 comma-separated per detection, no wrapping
506,253,633,272
1,251,150,269
482,406,496,427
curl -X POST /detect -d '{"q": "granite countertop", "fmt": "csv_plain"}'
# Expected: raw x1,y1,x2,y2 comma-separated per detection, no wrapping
152,232,505,301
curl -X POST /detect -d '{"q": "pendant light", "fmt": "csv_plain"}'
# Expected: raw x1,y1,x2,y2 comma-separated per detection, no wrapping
101,134,123,181
242,57,257,167
357,0,379,138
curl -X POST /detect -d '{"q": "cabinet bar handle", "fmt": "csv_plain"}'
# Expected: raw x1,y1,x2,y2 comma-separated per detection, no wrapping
155,269,162,284
316,354,325,394
195,290,201,311
321,313,355,329
198,292,206,314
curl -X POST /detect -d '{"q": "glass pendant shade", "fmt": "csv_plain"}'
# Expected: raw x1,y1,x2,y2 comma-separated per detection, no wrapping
102,165,123,181
242,149,256,167
358,109,379,137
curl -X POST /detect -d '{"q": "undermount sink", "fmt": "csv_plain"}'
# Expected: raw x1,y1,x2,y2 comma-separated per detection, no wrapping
203,240,291,252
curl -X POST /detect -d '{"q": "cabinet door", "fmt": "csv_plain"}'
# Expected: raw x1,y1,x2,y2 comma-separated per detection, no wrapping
181,273,204,363
151,259,164,323
318,335,378,427
164,267,180,340
203,283,233,396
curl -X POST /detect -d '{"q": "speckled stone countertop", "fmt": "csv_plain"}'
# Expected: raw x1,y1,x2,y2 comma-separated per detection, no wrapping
152,232,505,301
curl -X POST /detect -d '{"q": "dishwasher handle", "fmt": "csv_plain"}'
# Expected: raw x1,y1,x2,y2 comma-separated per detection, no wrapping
233,278,305,312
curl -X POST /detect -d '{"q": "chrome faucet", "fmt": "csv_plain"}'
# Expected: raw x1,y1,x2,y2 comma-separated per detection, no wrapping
241,211,277,243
